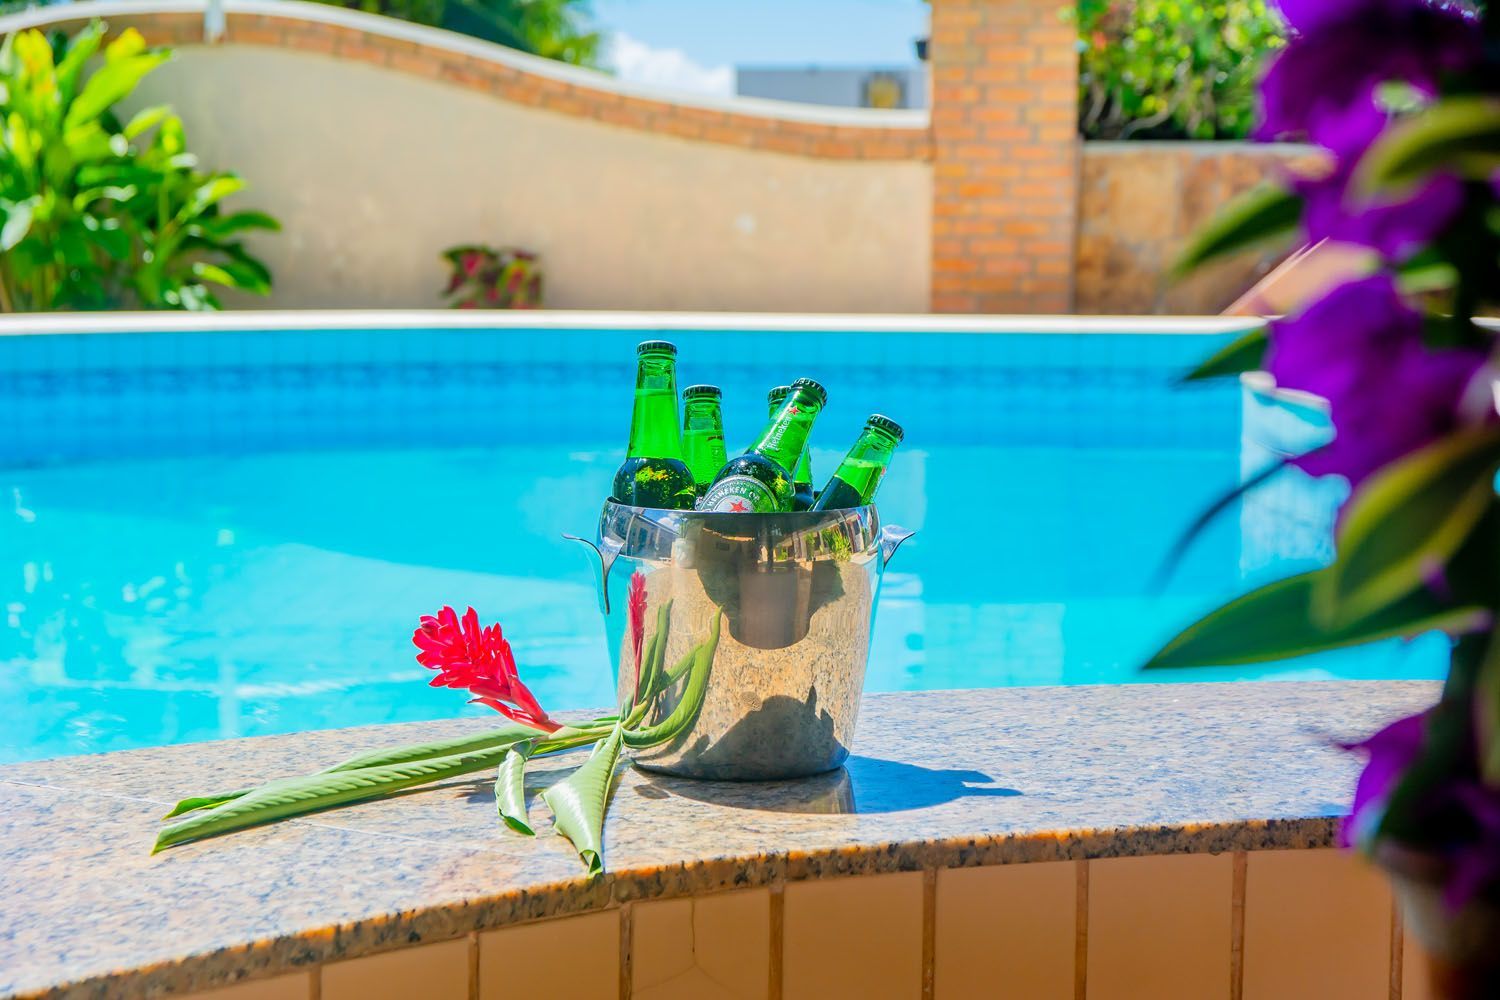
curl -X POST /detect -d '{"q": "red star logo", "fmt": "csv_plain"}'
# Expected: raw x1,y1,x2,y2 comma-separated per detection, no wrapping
729,500,749,512
788,406,800,414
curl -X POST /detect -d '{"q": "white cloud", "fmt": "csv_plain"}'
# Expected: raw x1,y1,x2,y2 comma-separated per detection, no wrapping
605,32,734,97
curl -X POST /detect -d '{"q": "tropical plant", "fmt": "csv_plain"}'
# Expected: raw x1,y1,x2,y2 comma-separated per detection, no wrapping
1148,0,1500,987
441,244,542,309
1073,0,1287,140
0,22,278,311
314,0,602,66
154,592,723,876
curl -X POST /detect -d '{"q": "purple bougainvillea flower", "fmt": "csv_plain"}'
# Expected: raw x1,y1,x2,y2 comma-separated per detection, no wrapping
1268,275,1493,486
1258,1,1482,158
1341,710,1430,849
1297,169,1465,259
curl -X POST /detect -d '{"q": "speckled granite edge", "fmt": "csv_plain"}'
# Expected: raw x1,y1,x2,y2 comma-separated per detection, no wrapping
0,681,1438,999
9,817,1341,1000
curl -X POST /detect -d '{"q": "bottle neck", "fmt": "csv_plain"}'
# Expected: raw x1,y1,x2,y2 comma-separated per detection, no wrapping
829,427,899,502
768,398,813,486
753,389,821,470
682,399,727,482
685,399,724,435
625,355,684,460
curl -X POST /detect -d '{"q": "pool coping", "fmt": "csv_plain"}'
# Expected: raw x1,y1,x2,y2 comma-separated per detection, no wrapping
0,310,1267,338
0,680,1436,999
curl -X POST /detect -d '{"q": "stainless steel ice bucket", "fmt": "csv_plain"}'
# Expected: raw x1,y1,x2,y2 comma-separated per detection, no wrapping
568,500,913,780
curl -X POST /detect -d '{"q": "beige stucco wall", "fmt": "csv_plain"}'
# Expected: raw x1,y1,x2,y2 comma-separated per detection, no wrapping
125,45,932,312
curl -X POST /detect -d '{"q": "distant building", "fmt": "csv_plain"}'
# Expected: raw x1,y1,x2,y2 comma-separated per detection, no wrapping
735,66,928,110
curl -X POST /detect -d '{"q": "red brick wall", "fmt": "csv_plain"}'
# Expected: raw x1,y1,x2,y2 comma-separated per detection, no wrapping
929,0,1079,313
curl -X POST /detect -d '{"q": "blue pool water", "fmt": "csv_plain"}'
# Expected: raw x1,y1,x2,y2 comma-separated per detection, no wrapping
0,324,1443,762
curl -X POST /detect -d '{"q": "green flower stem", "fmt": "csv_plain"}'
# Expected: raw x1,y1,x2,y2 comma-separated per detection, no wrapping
153,724,612,853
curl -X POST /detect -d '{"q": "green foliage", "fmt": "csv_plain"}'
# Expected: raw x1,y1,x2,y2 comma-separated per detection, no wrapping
314,0,602,66
154,611,724,874
1170,182,1301,276
1146,431,1500,671
1354,95,1500,196
441,244,543,309
0,22,279,311
1073,0,1286,141
1316,427,1500,628
1178,325,1267,382
1144,568,1489,670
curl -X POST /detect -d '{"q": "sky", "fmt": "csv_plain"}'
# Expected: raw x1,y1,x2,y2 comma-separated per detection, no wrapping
591,0,929,95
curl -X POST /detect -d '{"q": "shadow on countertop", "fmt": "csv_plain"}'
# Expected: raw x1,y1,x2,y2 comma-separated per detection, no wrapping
633,755,1022,816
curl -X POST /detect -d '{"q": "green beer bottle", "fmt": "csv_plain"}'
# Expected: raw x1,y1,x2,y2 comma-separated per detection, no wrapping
681,384,727,499
612,341,697,510
810,414,903,511
767,385,816,510
702,377,827,513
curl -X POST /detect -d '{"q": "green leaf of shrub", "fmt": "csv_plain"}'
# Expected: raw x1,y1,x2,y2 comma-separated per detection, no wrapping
0,197,37,251
1144,569,1487,670
496,742,535,835
1355,96,1500,196
1316,427,1500,628
65,52,171,131
1171,183,1301,278
122,104,173,139
1178,326,1267,382
54,22,104,102
542,725,624,878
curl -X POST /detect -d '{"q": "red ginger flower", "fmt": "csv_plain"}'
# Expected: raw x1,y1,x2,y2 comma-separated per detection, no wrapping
413,606,559,732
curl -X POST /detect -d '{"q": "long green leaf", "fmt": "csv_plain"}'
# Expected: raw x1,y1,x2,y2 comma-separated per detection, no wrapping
1179,326,1267,382
159,722,577,818
153,725,604,852
1171,183,1301,278
65,52,171,131
1144,569,1487,670
541,724,624,878
1317,427,1500,628
1355,96,1500,196
154,746,526,852
188,210,281,239
624,611,721,748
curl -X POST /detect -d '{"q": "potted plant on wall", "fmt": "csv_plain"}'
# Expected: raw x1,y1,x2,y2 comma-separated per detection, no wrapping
440,244,542,309
1146,1,1500,995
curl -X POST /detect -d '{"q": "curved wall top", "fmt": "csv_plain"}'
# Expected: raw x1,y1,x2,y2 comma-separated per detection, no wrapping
0,0,931,161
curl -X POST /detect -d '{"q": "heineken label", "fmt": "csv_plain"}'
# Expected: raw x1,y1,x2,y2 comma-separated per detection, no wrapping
702,475,778,513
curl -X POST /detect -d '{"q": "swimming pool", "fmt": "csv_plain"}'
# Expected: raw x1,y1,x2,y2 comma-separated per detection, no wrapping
0,315,1443,762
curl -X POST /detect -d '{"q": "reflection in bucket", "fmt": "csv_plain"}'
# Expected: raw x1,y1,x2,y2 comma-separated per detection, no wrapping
569,501,913,781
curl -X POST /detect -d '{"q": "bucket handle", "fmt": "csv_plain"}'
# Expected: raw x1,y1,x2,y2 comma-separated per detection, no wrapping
563,534,623,614
880,524,915,568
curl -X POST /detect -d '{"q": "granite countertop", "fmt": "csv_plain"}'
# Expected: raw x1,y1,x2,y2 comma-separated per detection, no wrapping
0,681,1436,998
